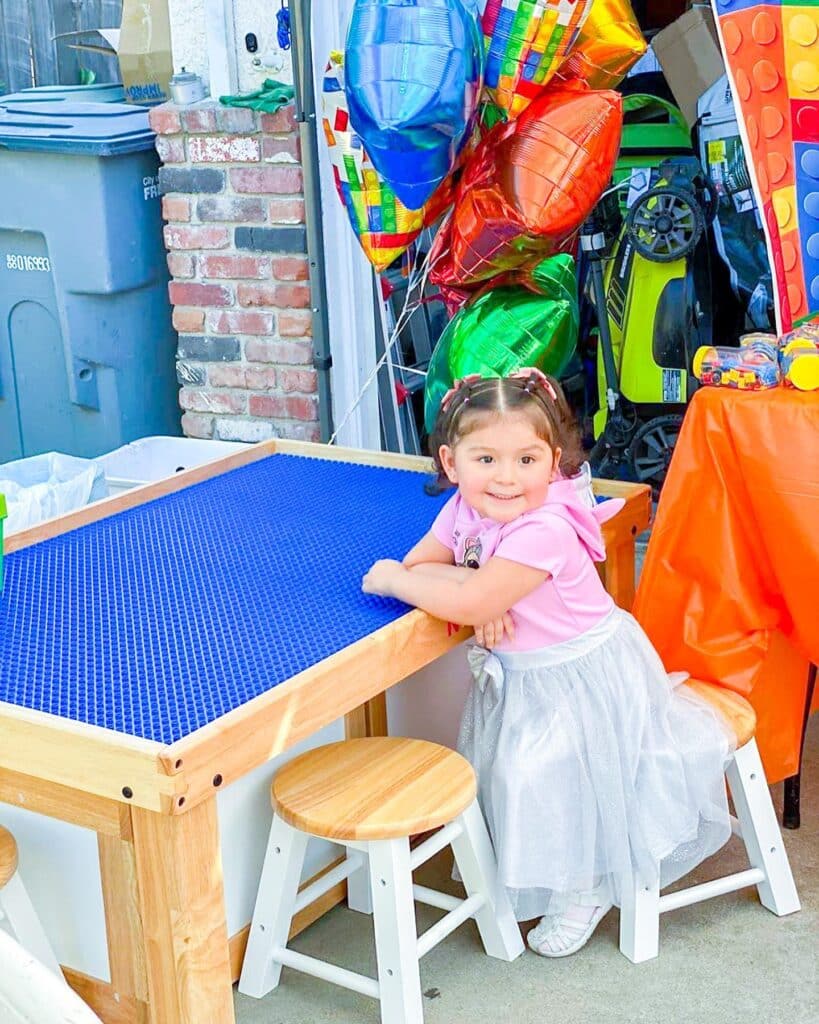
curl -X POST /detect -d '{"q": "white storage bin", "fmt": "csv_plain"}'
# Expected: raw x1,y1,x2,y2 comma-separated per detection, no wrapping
95,436,251,495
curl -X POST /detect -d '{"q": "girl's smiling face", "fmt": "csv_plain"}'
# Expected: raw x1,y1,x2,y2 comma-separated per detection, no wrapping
438,412,561,523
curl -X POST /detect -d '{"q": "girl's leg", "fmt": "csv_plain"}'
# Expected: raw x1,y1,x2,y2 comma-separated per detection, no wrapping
527,881,614,958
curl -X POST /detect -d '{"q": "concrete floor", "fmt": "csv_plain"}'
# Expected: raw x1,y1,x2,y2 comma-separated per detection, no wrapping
234,717,818,1024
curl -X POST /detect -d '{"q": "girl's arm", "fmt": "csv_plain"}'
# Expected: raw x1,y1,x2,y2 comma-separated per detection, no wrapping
403,530,455,568
405,562,515,646
408,563,473,582
362,555,546,626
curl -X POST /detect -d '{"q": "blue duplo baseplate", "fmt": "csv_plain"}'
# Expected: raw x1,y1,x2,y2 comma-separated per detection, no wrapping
0,455,449,744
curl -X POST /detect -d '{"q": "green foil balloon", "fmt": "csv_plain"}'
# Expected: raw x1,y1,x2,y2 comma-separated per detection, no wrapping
424,253,578,432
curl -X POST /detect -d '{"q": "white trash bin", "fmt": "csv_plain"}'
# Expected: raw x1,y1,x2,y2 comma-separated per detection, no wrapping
0,451,107,535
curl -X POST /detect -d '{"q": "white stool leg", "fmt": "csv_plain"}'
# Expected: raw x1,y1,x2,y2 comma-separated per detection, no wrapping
368,838,423,1024
347,848,373,914
727,740,800,916
619,875,660,964
450,801,524,961
239,814,309,998
0,872,63,978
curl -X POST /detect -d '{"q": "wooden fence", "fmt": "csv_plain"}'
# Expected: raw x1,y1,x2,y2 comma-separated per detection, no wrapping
0,0,122,95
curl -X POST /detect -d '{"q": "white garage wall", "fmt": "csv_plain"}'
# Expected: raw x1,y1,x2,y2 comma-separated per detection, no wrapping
168,0,294,94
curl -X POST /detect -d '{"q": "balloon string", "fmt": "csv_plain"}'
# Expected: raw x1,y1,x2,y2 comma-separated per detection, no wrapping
327,247,430,445
328,223,449,446
329,174,625,448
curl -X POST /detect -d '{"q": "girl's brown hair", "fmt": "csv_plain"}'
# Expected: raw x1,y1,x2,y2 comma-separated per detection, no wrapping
428,373,585,485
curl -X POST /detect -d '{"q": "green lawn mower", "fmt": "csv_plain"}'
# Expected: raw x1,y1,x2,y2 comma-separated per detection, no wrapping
610,94,693,217
584,155,717,493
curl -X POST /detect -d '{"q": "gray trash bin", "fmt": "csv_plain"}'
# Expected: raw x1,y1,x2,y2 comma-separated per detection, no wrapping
0,100,179,463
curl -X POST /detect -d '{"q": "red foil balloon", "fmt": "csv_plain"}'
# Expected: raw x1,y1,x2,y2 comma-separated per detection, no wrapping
430,84,622,287
433,247,579,316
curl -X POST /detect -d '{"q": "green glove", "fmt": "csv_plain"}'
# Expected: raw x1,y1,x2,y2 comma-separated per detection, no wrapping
219,79,295,113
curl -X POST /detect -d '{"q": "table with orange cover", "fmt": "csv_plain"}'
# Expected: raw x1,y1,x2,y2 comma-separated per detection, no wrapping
633,386,819,784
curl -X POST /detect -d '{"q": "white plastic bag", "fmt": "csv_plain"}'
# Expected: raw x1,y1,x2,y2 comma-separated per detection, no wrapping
0,452,108,535
571,461,597,510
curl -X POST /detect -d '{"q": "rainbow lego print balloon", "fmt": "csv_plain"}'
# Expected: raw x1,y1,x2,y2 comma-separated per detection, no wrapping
321,52,452,272
482,0,594,117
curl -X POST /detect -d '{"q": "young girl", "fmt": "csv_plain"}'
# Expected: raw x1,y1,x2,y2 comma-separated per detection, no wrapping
362,370,732,958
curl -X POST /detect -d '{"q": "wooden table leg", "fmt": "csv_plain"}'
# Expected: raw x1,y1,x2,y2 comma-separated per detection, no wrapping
130,800,234,1024
783,663,817,830
603,539,637,611
98,831,149,1022
344,692,390,915
364,693,389,737
345,692,389,740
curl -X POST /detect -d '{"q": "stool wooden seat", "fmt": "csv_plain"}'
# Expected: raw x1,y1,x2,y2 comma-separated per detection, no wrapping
619,677,799,964
241,737,523,1024
0,827,18,888
273,738,477,841
683,679,756,748
0,825,62,979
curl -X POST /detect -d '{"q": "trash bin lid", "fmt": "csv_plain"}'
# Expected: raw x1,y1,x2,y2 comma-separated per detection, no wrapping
1,83,127,105
0,101,155,156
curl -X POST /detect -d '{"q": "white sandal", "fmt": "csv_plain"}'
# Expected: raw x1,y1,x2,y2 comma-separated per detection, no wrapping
527,901,613,958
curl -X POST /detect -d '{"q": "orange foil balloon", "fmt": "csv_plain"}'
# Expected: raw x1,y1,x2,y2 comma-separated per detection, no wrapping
556,0,646,90
430,84,622,287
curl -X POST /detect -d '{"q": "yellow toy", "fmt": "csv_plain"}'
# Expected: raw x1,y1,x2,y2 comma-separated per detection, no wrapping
780,341,819,391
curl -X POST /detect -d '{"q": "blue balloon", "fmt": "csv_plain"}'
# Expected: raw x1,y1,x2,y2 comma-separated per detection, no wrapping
345,0,483,211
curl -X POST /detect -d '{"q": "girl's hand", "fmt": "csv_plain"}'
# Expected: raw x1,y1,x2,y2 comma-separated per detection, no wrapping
474,612,515,649
362,559,405,598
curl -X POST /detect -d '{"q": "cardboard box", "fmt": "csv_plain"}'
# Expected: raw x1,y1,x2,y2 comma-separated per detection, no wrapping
652,7,725,126
57,0,173,106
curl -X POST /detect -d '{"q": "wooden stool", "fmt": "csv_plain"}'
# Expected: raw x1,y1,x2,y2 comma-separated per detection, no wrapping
239,738,524,1024
0,826,62,978
619,680,801,963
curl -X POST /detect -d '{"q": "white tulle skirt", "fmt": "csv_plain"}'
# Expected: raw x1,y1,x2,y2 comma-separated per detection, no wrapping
457,608,734,921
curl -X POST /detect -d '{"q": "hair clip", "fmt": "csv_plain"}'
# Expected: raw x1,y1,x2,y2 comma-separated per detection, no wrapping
509,366,557,401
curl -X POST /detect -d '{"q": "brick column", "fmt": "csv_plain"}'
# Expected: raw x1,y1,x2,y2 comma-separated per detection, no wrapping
148,100,320,443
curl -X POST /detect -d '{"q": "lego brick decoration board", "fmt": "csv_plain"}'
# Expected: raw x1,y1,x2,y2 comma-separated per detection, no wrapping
711,0,819,331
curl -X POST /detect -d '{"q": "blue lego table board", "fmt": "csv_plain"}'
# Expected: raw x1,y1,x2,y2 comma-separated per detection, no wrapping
0,454,449,745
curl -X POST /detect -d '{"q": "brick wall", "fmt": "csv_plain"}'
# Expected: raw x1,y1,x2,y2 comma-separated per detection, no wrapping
148,100,320,444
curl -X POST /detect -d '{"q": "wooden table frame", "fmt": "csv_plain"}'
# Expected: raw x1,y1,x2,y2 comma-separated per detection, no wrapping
0,440,650,1024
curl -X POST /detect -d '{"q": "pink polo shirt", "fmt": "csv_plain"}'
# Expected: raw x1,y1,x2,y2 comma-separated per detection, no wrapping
430,480,616,651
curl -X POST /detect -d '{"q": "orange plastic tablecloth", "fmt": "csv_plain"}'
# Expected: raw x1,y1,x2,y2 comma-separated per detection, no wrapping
634,386,819,782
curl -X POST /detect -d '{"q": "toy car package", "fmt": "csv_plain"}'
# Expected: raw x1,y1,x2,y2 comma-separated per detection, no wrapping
696,76,774,331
